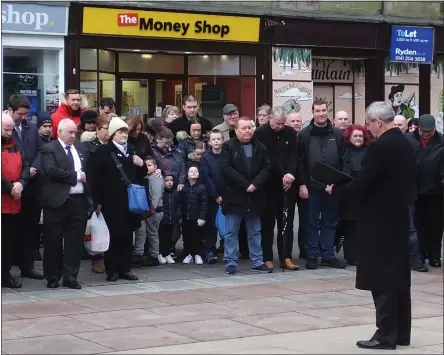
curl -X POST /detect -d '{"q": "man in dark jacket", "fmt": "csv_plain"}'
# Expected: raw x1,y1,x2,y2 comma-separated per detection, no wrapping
220,117,272,275
6,95,44,280
1,113,31,288
328,101,415,350
255,106,299,271
296,99,345,270
37,112,54,144
169,94,213,138
406,114,444,268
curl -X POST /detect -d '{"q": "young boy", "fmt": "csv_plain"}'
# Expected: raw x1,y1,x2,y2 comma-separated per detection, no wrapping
159,174,180,264
142,157,165,266
200,129,224,264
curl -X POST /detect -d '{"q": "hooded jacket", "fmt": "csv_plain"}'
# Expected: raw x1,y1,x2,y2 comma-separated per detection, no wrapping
151,144,186,186
1,138,30,214
51,95,88,138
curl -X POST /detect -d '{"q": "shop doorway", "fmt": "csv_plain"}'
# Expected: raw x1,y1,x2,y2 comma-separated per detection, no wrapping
117,74,184,118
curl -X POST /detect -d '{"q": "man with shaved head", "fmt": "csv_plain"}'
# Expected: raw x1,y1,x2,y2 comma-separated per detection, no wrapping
1,113,31,288
334,111,350,130
394,115,408,134
41,119,90,290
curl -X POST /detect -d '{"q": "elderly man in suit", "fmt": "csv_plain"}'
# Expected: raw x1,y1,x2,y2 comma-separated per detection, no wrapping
41,119,89,289
327,101,415,350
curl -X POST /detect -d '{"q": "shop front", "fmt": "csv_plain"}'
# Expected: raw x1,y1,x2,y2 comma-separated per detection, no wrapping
2,2,68,114
66,3,264,122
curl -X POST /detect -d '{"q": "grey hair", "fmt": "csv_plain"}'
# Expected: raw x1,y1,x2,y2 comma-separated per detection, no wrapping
58,118,77,132
366,101,395,123
257,104,272,115
271,106,286,120
163,105,180,117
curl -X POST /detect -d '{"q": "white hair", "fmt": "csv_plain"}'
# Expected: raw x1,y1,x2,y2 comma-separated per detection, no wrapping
271,106,286,120
58,118,77,132
366,102,395,123
2,112,14,126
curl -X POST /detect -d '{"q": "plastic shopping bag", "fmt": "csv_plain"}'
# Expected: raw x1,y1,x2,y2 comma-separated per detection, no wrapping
215,206,227,240
85,213,110,254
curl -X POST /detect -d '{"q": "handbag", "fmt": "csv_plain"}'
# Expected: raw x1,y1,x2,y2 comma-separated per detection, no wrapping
111,152,150,215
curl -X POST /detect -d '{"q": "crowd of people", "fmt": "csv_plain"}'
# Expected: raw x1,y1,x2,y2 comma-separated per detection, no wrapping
2,90,443,291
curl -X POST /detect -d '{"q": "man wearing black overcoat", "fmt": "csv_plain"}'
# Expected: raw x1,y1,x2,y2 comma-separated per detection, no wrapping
328,101,416,350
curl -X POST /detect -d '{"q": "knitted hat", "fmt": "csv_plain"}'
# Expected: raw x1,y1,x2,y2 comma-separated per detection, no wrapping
36,111,52,128
108,117,129,137
80,110,98,125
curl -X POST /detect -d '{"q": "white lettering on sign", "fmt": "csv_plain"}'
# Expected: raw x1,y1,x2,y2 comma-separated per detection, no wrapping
395,48,417,56
397,29,417,38
1,4,49,30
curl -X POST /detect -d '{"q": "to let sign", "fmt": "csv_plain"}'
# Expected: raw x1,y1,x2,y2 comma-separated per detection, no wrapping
390,26,435,64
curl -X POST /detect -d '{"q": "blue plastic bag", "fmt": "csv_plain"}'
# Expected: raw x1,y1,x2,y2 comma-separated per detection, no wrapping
215,206,227,240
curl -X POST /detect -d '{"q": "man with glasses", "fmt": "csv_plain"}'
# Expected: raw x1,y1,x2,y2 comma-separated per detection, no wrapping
328,102,414,350
4,95,44,281
214,104,239,142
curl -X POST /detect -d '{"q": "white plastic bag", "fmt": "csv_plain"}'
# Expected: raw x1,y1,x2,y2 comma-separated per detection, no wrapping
85,213,110,254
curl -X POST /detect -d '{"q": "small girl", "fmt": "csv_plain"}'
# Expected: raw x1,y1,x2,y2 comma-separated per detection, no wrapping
179,166,208,265
158,174,180,264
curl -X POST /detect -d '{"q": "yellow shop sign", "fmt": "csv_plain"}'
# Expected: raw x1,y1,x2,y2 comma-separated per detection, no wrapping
82,7,260,42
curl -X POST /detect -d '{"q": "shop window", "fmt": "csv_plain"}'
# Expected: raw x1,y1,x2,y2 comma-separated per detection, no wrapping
241,56,256,76
2,48,60,114
121,79,149,116
99,50,115,72
80,71,98,109
118,53,184,74
188,55,240,76
80,48,98,70
99,72,115,101
431,63,444,133
385,63,419,119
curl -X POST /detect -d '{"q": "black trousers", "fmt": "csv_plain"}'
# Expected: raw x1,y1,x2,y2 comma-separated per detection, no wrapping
43,195,88,283
104,234,133,275
182,219,202,256
2,213,21,282
280,193,296,260
204,200,219,253
334,219,346,246
159,223,174,257
371,287,411,346
16,188,41,271
296,197,307,257
343,219,357,262
415,194,444,261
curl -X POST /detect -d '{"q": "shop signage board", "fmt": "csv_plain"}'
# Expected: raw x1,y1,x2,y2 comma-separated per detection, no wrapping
82,7,260,43
390,26,435,64
1,3,68,35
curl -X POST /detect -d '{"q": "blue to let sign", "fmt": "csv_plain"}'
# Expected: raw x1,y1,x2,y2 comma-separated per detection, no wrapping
390,26,435,64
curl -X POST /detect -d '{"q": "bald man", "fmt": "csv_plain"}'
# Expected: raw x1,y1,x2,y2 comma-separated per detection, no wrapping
334,111,350,130
394,115,408,134
286,110,303,133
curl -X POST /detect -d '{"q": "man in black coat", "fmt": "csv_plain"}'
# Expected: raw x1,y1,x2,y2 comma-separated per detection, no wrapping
169,94,213,139
328,101,415,350
41,119,89,290
255,106,299,271
406,114,444,268
220,117,272,275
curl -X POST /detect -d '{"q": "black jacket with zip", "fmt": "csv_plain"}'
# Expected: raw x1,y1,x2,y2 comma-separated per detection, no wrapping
178,181,208,221
161,188,181,225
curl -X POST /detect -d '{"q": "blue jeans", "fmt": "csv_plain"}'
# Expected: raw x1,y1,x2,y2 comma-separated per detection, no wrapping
224,212,264,268
306,189,338,260
408,204,421,263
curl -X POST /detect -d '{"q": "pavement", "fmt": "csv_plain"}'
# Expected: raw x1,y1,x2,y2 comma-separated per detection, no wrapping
2,254,443,354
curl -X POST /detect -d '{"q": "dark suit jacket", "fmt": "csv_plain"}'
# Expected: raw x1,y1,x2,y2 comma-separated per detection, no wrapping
40,140,88,209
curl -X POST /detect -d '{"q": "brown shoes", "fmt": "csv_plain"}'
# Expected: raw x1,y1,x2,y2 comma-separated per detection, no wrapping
281,258,300,271
264,261,274,270
92,259,105,274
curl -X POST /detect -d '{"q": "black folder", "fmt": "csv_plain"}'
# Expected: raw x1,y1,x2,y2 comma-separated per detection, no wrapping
311,161,354,187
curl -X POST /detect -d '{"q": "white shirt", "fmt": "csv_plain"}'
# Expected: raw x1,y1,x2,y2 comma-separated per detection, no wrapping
58,139,84,195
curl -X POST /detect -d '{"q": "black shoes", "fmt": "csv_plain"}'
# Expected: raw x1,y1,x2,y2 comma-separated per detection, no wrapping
321,258,346,269
118,272,138,281
2,278,22,289
131,255,143,268
142,256,159,267
356,339,396,350
106,273,118,282
411,261,429,272
346,259,357,266
429,259,442,268
62,280,82,290
306,258,318,270
21,269,44,280
47,281,59,289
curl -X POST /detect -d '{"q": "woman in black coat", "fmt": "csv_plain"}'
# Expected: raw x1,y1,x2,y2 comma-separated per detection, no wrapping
339,124,371,266
126,115,154,160
90,117,147,282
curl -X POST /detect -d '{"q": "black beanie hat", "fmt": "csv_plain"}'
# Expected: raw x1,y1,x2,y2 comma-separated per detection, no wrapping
80,110,98,126
36,111,52,129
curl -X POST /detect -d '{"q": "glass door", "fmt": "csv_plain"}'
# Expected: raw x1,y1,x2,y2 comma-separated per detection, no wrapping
121,79,149,116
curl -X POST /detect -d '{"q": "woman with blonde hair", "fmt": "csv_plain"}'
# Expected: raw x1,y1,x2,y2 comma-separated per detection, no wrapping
126,115,154,160
163,106,180,125
257,104,272,126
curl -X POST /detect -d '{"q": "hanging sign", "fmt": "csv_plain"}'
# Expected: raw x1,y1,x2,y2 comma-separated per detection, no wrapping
390,26,435,64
